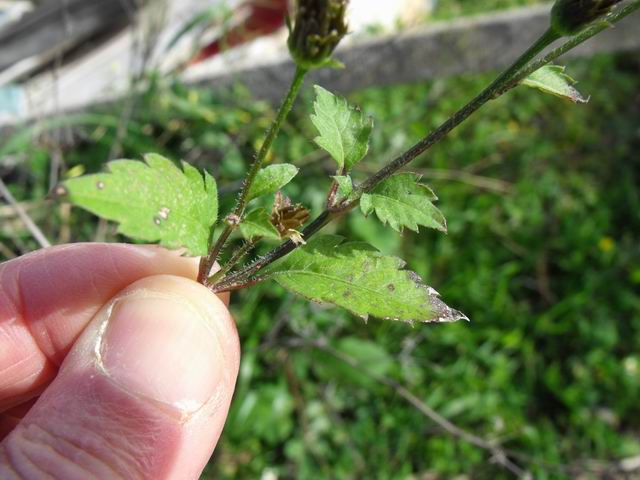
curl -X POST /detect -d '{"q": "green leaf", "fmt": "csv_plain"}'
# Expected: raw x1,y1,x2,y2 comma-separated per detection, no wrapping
261,235,467,323
246,164,299,202
521,65,588,104
311,86,373,173
60,153,218,256
240,208,281,240
360,173,447,233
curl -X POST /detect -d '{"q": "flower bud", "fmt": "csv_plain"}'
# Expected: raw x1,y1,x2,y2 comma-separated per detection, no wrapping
551,0,623,36
288,0,349,69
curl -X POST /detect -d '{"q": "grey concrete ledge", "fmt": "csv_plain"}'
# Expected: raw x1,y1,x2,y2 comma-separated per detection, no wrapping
1,2,639,136
191,3,640,101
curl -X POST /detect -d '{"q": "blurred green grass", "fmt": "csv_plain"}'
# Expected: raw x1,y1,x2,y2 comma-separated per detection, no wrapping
1,5,640,480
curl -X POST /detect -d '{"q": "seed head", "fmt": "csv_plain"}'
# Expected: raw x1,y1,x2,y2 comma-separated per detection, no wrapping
551,0,623,36
288,0,349,69
271,192,310,241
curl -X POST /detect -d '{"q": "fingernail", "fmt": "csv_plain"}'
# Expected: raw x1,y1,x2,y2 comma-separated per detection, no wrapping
100,294,222,411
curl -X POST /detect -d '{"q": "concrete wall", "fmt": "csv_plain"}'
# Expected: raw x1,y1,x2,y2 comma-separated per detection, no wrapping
188,4,640,102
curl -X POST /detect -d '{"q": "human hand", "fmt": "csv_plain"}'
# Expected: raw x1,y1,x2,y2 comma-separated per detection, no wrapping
0,244,240,479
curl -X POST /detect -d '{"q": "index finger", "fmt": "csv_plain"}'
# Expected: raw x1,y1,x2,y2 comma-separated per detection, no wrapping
0,243,224,411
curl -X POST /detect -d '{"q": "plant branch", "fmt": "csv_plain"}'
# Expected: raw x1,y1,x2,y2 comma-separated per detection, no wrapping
207,237,260,284
235,65,308,216
356,164,513,193
212,210,337,292
213,2,640,291
500,0,640,95
198,66,308,283
351,27,559,198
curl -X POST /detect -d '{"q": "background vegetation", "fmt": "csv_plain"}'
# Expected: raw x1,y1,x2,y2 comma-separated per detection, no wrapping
1,1,639,478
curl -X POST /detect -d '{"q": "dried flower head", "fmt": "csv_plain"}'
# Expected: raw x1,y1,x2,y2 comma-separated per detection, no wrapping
271,192,310,244
551,0,623,35
288,0,349,69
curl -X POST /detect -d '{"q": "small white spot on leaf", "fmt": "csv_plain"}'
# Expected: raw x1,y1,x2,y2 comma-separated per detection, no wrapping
158,206,170,220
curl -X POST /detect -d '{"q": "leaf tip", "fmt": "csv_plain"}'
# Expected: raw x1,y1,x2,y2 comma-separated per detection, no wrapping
313,84,328,96
417,282,468,323
427,293,469,323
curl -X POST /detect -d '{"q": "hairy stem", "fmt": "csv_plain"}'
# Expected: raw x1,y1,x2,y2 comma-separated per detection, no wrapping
353,27,559,197
198,66,308,283
213,3,639,291
212,210,337,292
208,238,260,284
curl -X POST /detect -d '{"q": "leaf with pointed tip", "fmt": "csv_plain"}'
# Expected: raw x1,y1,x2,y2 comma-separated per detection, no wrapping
261,235,467,323
246,164,299,202
59,153,217,256
360,173,446,233
240,208,281,240
521,65,588,104
311,86,373,173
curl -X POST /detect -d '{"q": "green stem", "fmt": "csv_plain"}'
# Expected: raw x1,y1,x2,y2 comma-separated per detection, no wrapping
198,66,308,283
235,66,308,216
207,238,260,284
212,210,339,292
353,27,559,197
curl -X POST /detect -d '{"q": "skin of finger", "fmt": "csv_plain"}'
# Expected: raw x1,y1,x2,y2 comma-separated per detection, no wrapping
0,275,240,480
0,243,228,412
0,401,34,441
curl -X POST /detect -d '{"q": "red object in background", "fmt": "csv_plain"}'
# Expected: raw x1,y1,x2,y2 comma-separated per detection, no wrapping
191,0,289,63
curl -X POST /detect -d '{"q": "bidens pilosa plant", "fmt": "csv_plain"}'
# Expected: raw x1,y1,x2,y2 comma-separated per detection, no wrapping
56,0,637,324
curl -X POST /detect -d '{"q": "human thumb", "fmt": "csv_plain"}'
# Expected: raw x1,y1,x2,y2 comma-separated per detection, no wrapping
0,275,240,480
